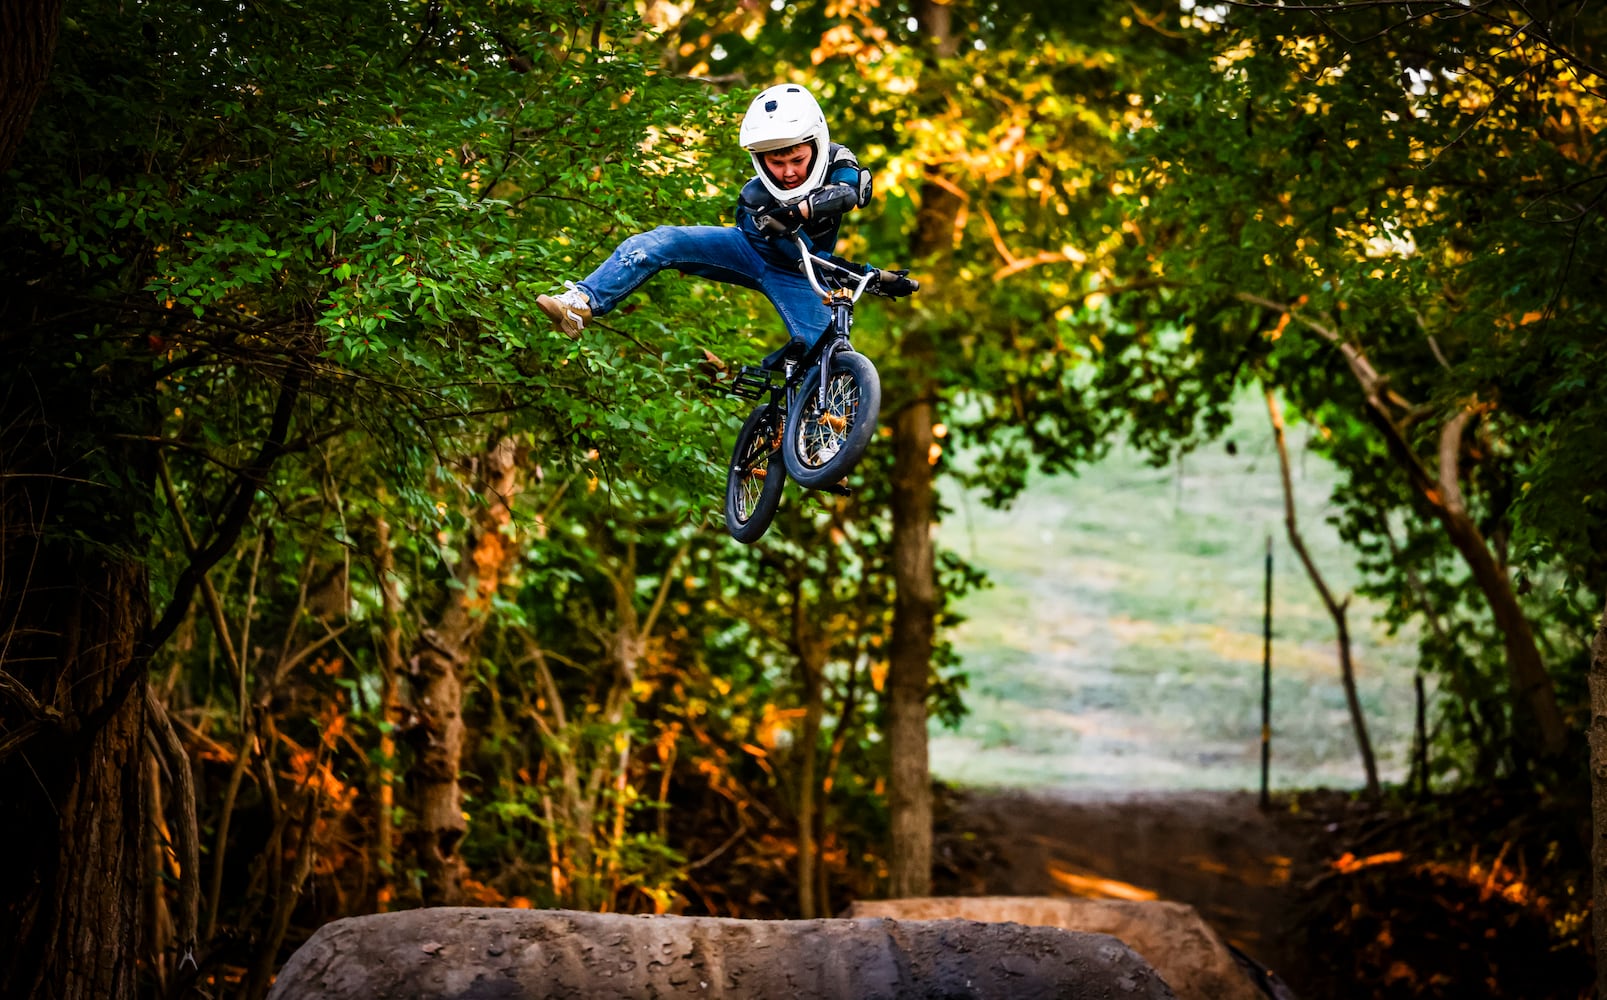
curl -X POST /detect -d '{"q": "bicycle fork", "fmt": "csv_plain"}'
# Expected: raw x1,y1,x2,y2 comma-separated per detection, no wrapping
814,299,854,415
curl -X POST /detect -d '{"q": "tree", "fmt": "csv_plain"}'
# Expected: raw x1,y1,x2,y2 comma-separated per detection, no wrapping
1266,388,1381,797
1104,0,1606,774
406,436,527,904
1589,593,1607,996
0,0,734,993
0,0,63,170
654,0,1188,896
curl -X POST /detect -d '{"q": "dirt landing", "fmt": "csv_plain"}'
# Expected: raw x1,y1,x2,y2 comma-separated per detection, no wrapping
934,787,1315,995
267,906,1177,1000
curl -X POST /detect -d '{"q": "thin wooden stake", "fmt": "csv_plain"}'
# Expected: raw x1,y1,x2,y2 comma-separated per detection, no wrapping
1261,533,1273,812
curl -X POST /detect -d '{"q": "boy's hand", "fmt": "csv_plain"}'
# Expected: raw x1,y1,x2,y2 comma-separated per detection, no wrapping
753,203,805,235
874,268,919,298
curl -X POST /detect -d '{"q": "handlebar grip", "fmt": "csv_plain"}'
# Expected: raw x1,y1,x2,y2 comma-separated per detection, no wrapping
871,268,920,297
756,215,797,237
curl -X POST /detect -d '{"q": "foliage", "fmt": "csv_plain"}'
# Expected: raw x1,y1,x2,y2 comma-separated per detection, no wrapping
5,0,1605,995
1,0,928,990
1100,1,1606,780
1287,786,1593,1000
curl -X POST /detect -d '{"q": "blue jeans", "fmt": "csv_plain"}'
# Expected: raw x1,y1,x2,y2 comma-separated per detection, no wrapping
576,226,831,346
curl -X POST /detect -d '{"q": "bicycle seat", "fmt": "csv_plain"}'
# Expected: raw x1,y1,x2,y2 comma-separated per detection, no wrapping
759,338,808,373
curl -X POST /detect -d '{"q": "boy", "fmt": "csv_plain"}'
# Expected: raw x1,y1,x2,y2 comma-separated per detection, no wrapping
537,83,915,344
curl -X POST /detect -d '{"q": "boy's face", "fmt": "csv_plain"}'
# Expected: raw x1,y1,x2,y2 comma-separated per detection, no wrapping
761,143,815,190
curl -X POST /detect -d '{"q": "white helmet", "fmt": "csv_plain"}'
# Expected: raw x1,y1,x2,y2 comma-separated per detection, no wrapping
739,84,830,204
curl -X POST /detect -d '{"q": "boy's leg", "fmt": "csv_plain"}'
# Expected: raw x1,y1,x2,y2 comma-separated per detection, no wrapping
759,265,832,348
539,225,828,345
575,226,764,313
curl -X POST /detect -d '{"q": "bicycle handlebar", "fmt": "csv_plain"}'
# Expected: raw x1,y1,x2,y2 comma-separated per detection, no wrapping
792,236,918,302
794,238,874,301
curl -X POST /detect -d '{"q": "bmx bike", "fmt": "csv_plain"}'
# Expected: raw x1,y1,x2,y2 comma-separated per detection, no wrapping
722,236,917,544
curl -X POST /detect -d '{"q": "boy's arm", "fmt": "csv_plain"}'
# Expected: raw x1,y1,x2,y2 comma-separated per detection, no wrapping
803,145,872,219
736,177,772,226
744,145,872,237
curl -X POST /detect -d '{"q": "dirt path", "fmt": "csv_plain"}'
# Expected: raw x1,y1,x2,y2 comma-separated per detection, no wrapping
935,787,1317,995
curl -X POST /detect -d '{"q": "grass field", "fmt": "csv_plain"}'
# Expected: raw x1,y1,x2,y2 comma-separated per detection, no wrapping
931,395,1421,792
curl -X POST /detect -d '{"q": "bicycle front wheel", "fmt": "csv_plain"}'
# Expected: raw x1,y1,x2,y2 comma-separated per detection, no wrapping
783,350,881,489
725,402,787,543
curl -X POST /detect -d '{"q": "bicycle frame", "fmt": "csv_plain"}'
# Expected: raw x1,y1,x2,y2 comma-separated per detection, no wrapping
728,238,875,417
724,237,888,503
794,236,877,414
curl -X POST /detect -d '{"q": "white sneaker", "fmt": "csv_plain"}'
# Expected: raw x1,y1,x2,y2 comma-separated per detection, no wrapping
537,281,592,339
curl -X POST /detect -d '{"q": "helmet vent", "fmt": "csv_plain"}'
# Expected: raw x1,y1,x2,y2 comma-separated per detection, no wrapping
764,100,778,112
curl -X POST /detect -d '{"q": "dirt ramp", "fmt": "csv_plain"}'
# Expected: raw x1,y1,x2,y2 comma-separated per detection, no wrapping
268,906,1177,999
843,897,1265,1000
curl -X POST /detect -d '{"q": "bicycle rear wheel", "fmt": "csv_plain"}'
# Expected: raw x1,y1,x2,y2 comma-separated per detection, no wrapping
783,350,881,489
725,402,787,543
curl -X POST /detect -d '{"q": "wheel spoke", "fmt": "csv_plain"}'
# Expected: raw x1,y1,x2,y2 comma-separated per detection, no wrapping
799,373,860,469
734,417,776,521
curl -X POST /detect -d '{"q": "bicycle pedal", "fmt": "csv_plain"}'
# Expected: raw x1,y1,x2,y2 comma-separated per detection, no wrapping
728,365,773,400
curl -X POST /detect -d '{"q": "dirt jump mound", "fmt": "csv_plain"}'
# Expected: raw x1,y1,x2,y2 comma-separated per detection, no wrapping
267,906,1178,999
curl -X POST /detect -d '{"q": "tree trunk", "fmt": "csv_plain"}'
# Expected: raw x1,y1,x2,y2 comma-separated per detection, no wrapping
373,516,405,911
408,437,522,904
1589,592,1607,1000
886,402,937,898
1265,389,1380,797
0,0,64,172
791,578,828,917
1433,495,1562,757
882,0,965,892
1393,409,1563,759
411,633,468,903
0,559,151,1000
1,318,158,1000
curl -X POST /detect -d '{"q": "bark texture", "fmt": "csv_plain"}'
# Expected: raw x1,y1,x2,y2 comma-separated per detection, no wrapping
886,401,937,898
0,559,150,1000
408,437,524,904
1,304,155,1000
791,576,829,918
882,1,967,892
1588,593,1607,1000
0,0,63,172
267,907,1177,1000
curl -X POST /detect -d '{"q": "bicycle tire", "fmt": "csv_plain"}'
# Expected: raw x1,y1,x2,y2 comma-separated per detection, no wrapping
725,402,787,543
783,350,881,489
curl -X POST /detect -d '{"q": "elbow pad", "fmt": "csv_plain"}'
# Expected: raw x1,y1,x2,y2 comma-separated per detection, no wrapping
853,166,872,207
805,183,859,219
737,177,770,216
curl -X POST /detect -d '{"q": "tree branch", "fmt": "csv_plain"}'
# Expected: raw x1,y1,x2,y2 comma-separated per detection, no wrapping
1437,406,1476,519
147,370,301,652
146,687,200,970
85,369,301,746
